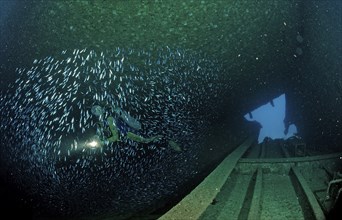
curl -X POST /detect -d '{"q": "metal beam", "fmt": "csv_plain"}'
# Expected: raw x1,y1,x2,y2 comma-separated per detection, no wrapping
291,166,326,220
159,137,254,220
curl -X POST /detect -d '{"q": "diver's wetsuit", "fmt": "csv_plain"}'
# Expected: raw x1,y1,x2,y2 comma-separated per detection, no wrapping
115,117,130,136
96,109,162,144
92,106,178,150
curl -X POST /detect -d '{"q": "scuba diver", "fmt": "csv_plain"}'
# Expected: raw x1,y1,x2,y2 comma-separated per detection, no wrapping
90,105,181,151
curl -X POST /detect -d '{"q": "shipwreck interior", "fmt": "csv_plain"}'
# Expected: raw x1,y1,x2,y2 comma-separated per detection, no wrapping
0,0,341,219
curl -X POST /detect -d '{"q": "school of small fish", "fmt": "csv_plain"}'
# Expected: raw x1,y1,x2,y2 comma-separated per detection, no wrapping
0,47,227,217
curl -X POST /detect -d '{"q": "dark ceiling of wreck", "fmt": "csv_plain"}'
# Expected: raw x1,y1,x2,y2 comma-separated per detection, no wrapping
1,0,340,149
0,0,340,218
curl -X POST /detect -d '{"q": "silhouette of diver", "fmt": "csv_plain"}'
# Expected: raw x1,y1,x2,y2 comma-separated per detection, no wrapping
91,105,164,145
91,105,182,152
